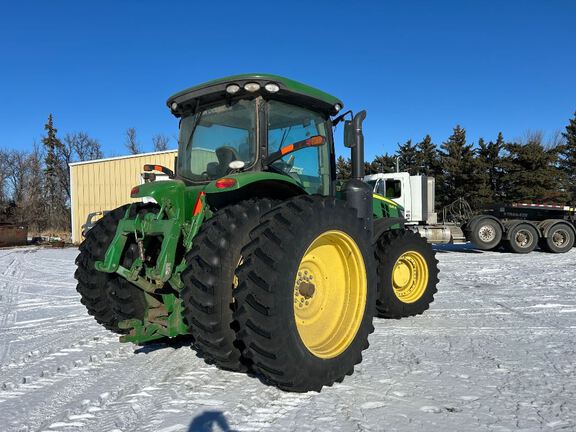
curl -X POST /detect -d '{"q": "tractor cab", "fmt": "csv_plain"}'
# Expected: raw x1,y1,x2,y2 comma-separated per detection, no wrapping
166,74,345,196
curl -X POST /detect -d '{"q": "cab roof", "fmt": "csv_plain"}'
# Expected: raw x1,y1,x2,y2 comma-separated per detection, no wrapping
166,73,344,117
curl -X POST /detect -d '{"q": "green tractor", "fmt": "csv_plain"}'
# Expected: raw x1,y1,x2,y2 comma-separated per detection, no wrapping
75,74,439,392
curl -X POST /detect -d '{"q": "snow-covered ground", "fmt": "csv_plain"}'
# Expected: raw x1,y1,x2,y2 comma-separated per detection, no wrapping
0,245,575,432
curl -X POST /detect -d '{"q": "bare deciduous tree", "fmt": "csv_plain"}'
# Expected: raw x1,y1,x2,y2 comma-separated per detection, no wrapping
24,144,47,231
152,134,170,152
125,128,141,154
64,132,103,162
7,150,28,204
0,149,9,204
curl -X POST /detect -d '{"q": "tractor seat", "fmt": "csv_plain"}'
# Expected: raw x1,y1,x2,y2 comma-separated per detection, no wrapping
207,146,240,178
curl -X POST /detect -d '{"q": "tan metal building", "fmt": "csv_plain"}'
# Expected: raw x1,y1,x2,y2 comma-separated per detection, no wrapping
69,150,177,244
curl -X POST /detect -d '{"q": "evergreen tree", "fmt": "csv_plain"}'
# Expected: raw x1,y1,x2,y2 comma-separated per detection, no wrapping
370,153,396,174
560,111,576,202
364,161,375,175
396,139,418,174
474,138,493,207
439,125,476,207
42,114,70,230
502,135,569,203
336,156,351,180
415,135,440,177
475,132,506,205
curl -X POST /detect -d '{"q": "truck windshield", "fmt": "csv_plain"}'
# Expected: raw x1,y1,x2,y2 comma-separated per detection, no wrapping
177,99,257,181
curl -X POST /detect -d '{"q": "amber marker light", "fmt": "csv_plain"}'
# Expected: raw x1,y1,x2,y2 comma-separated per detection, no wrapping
193,192,205,216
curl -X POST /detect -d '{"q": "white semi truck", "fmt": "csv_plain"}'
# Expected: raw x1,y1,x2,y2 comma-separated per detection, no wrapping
365,172,576,254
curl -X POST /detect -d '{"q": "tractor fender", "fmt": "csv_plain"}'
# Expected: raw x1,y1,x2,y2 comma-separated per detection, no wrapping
205,176,305,209
502,220,540,240
465,214,503,234
372,217,406,243
537,219,576,239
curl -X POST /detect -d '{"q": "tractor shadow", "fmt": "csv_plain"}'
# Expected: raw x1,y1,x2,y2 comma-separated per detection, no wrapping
133,335,195,354
433,243,551,255
188,410,237,432
433,243,483,254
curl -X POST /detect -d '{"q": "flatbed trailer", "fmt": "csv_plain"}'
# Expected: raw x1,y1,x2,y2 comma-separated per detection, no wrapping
365,172,576,254
467,203,576,253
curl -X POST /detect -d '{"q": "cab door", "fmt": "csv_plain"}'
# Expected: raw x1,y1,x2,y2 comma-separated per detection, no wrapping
383,176,412,221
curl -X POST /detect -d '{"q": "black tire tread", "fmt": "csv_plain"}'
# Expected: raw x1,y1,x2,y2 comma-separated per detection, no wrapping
234,195,376,392
75,205,130,333
75,203,152,333
375,229,439,319
180,199,277,372
503,224,538,254
539,224,575,253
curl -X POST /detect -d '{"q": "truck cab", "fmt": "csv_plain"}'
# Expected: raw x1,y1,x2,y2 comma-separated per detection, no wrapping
365,172,466,244
364,173,437,225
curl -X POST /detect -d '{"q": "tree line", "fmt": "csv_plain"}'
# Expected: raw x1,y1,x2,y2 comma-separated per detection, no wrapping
337,112,576,210
0,114,173,234
1,112,575,234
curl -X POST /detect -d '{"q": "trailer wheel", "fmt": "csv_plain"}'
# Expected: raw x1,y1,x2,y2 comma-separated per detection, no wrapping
180,199,277,372
375,229,439,318
540,224,575,253
503,223,538,254
234,195,376,392
468,217,502,251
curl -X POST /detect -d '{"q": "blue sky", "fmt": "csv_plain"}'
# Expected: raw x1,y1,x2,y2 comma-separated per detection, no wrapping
1,1,575,160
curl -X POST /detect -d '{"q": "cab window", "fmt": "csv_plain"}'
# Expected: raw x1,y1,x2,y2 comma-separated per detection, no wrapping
267,100,330,195
385,179,402,198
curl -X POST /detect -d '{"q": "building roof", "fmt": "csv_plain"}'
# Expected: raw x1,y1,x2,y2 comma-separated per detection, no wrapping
68,149,177,167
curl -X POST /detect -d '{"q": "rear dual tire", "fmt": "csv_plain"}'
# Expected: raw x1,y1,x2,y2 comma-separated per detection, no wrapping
503,224,538,254
540,224,575,253
180,199,277,372
234,195,376,392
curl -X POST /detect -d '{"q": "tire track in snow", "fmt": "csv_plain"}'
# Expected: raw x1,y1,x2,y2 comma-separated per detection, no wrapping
0,251,27,364
1,246,575,431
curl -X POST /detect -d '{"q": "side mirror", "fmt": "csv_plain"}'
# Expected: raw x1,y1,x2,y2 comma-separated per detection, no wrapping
344,120,355,148
343,110,366,148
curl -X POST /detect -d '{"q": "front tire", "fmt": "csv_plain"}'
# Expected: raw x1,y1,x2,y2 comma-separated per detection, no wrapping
234,195,376,392
375,229,439,318
75,204,150,333
468,217,503,251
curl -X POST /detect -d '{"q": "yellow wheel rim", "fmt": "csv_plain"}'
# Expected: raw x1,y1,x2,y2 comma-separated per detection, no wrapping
293,230,367,359
392,251,429,303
